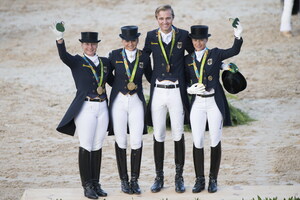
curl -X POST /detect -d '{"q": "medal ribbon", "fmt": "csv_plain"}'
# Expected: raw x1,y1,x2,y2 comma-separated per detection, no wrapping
192,48,208,83
121,49,140,83
157,28,175,70
82,56,104,87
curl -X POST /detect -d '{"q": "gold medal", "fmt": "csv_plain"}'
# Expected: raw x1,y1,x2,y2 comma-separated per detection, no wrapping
127,82,136,91
97,86,104,95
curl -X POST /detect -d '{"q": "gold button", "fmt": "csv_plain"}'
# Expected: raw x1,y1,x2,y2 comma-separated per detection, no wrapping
162,73,165,76
208,76,213,81
162,63,164,66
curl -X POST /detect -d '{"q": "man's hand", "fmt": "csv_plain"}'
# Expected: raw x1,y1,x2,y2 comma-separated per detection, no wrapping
50,21,65,41
187,83,206,95
230,18,243,39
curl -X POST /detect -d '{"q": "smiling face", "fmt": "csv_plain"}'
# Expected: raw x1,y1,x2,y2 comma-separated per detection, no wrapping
156,9,174,34
192,38,208,51
81,42,98,56
122,39,138,51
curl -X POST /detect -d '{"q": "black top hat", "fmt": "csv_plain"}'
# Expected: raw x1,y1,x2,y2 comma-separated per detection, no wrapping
189,25,211,39
222,70,247,94
119,26,141,41
79,32,101,43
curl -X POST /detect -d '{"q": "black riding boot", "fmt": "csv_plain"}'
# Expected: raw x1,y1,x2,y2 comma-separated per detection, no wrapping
192,145,205,193
174,135,185,193
91,149,107,197
150,137,164,193
130,146,142,194
208,142,221,193
78,147,98,199
115,142,132,194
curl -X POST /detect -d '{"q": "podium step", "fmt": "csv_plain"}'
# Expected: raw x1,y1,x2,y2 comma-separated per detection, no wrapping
21,185,300,200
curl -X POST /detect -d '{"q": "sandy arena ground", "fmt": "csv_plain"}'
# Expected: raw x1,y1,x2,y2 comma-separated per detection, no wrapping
0,0,300,199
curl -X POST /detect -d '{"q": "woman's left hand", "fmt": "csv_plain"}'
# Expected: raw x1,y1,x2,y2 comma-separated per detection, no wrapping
228,63,239,73
230,18,243,39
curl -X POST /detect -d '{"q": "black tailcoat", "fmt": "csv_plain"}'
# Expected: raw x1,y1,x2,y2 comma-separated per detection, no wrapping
185,38,243,126
143,26,194,126
108,48,152,135
56,41,111,136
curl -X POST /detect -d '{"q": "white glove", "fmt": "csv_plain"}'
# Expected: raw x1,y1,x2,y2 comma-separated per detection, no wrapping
221,63,230,70
234,21,243,39
187,83,206,95
49,21,65,41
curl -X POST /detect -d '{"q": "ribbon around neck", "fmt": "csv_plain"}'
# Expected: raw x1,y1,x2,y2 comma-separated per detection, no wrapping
192,48,208,83
121,48,140,83
158,28,175,71
82,56,104,87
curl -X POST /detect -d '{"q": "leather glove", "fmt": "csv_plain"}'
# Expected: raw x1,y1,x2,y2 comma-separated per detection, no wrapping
228,63,239,73
230,18,243,39
50,21,65,41
187,83,206,95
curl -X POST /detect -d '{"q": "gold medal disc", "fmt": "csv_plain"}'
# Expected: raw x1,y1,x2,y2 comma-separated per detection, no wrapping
97,86,104,95
127,82,136,91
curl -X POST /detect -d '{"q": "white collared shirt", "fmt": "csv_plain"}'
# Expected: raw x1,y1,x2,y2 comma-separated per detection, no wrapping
84,54,99,66
125,49,137,63
195,49,206,63
160,30,173,45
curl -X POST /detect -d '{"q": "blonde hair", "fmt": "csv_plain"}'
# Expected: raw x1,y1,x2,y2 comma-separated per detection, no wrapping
155,5,175,19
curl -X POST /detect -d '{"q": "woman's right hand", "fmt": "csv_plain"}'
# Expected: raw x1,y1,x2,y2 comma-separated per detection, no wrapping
50,21,65,41
187,83,206,95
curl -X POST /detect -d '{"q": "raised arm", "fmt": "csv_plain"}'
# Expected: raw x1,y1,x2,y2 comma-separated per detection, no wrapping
50,21,75,66
219,18,243,60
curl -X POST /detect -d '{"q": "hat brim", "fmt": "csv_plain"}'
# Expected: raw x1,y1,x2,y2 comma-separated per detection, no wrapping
222,71,247,94
119,33,141,41
189,34,211,39
79,39,101,43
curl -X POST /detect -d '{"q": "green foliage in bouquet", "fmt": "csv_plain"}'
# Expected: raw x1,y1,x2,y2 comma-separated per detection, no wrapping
228,101,255,126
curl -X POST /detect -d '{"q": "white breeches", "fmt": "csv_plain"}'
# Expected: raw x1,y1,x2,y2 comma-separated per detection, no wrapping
112,93,144,150
280,0,294,31
151,87,184,142
190,96,223,149
74,101,109,152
